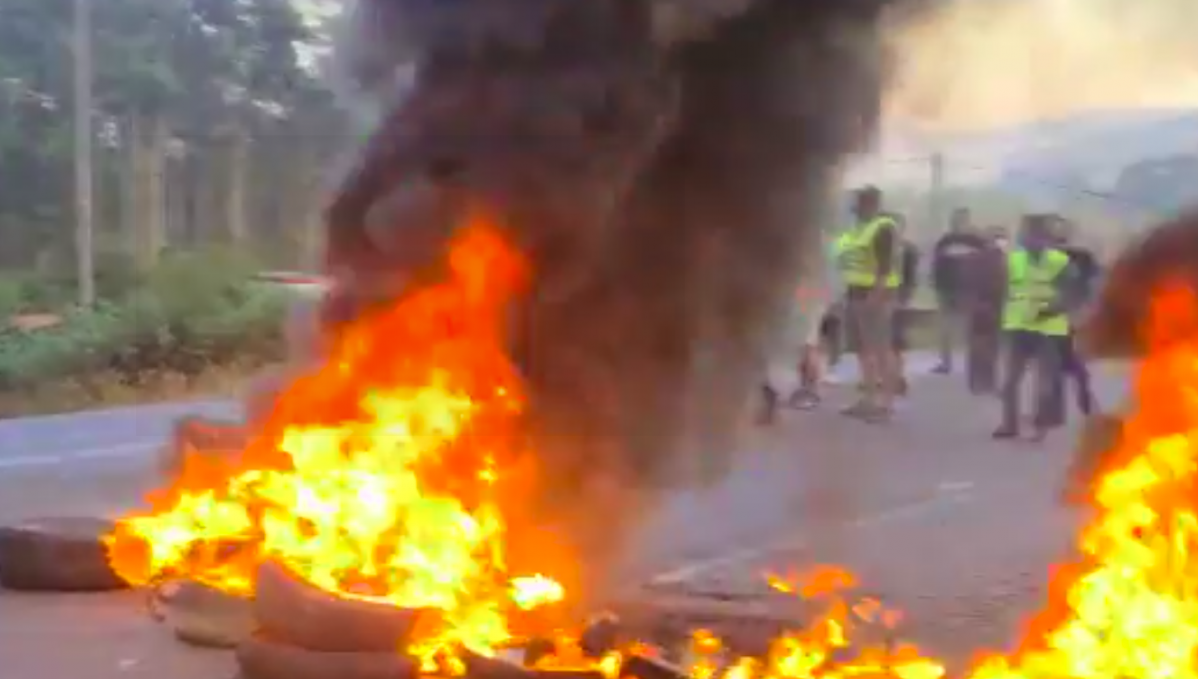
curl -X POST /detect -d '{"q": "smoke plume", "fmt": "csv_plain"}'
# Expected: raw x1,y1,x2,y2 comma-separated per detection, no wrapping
886,0,1198,129
320,0,920,601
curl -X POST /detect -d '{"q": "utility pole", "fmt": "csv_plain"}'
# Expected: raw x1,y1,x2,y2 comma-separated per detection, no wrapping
929,151,945,232
73,0,95,307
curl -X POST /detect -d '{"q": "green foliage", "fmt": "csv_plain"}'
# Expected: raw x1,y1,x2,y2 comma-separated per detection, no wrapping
0,0,336,412
0,0,338,267
0,278,24,317
0,250,289,394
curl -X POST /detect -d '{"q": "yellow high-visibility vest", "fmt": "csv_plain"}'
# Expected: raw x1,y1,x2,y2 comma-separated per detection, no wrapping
1003,248,1070,335
838,216,901,288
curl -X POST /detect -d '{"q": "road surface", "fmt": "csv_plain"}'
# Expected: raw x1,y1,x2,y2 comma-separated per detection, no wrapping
0,352,1130,678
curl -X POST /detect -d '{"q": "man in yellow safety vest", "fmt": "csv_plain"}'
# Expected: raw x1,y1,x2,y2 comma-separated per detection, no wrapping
837,186,903,421
994,214,1078,442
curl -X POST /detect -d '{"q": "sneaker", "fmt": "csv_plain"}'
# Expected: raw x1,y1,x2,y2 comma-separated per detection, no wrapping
787,390,820,410
992,426,1018,439
931,363,952,375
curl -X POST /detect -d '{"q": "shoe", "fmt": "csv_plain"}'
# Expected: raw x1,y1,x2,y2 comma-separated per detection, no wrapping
931,363,951,375
841,401,874,418
787,390,820,410
992,426,1018,439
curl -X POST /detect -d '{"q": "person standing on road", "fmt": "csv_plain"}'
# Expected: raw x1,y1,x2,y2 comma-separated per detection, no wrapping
820,224,859,381
891,222,921,402
994,215,1076,442
961,226,1008,395
1049,218,1100,421
838,186,902,422
931,208,988,375
788,218,845,410
760,197,845,421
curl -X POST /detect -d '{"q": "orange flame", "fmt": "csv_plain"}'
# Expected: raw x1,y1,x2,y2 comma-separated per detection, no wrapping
104,219,561,660
723,282,1198,679
106,212,1198,679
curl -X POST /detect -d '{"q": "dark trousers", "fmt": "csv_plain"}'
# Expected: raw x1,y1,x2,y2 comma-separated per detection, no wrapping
1000,330,1065,431
936,297,967,368
966,310,1001,394
1048,333,1096,422
820,311,843,368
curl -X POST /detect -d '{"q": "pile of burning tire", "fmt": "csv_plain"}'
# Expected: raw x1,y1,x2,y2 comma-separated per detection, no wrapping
0,510,797,679
0,413,812,679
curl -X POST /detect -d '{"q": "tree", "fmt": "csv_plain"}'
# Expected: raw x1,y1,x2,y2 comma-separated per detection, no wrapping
0,0,343,290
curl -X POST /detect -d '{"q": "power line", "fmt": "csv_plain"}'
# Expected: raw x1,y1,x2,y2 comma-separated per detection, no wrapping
868,153,1172,217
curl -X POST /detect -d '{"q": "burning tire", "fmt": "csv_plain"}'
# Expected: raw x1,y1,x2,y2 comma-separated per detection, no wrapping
254,561,434,652
158,416,248,482
464,651,606,679
237,635,417,679
153,580,255,648
0,516,126,592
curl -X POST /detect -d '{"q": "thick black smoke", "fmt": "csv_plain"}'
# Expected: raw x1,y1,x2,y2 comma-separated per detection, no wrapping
320,0,918,598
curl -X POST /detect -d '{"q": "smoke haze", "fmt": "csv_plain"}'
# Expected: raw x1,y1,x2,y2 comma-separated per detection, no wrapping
886,0,1198,129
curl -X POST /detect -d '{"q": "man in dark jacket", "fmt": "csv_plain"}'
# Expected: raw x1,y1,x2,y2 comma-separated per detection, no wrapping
931,208,989,374
962,226,1009,395
1048,218,1100,422
891,228,921,398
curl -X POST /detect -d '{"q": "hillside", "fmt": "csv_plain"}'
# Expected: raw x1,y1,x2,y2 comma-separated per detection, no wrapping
851,107,1198,213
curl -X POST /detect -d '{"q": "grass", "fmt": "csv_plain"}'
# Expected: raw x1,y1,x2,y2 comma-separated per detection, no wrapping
0,362,263,418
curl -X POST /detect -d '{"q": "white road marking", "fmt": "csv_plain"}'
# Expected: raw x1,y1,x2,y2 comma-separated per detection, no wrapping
0,441,158,469
646,485,975,585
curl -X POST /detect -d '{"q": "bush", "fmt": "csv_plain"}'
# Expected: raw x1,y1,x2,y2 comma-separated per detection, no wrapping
0,278,23,317
0,250,290,407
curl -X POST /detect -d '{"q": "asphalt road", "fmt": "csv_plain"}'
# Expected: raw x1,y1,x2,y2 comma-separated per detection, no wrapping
0,352,1131,678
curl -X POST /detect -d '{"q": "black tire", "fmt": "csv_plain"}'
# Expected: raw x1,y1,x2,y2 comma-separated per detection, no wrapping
0,516,127,592
254,561,433,652
153,580,255,648
159,416,248,482
619,654,690,679
465,651,604,679
237,635,417,679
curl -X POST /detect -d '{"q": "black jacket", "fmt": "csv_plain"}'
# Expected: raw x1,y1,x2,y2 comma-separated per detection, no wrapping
1059,245,1100,300
898,241,920,304
932,233,988,299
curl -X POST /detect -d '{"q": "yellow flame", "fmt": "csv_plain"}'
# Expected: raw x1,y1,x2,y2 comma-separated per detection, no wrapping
104,222,562,661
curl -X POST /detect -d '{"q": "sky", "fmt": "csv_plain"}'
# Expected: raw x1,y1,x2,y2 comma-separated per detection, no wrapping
884,0,1198,130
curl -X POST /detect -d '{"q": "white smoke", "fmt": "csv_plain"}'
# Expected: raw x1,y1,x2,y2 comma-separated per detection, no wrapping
885,0,1198,130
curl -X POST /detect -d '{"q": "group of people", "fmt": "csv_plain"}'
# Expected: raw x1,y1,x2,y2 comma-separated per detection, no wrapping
762,185,917,424
932,207,1100,440
762,187,1102,440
